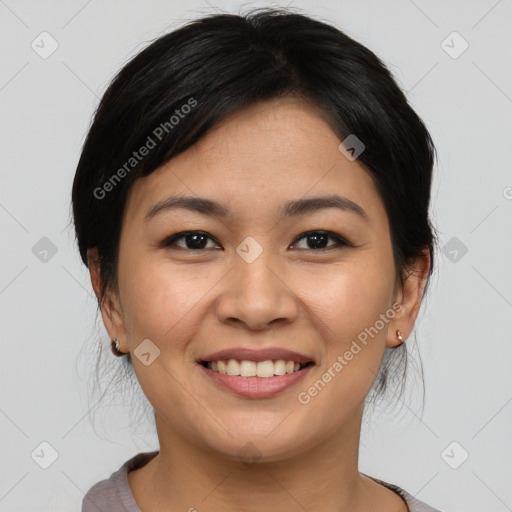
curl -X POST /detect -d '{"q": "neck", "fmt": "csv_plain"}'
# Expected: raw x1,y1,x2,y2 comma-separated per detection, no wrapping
130,404,387,512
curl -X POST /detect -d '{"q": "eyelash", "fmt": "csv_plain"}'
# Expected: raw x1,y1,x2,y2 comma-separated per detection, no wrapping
159,230,351,252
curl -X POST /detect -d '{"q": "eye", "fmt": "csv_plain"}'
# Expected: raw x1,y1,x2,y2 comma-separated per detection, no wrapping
290,231,350,250
160,230,350,251
160,231,220,250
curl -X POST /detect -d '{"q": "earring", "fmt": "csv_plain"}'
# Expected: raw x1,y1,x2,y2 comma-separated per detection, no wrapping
111,338,125,356
396,330,404,343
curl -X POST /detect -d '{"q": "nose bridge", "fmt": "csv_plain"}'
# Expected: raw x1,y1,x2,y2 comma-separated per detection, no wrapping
233,239,280,306
215,237,297,329
236,245,275,292
234,232,276,284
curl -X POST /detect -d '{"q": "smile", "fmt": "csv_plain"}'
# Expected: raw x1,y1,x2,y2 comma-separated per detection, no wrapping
201,359,314,377
197,359,315,398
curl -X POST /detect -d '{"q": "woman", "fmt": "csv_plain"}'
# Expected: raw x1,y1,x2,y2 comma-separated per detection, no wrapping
74,7,441,511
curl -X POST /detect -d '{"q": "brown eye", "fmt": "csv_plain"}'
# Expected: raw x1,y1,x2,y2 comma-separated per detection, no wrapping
160,230,350,252
290,231,350,250
161,231,220,250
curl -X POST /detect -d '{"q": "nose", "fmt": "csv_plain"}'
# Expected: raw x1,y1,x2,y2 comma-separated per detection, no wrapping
215,250,299,331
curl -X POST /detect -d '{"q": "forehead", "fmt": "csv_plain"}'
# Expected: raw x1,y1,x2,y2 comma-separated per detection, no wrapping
123,97,385,226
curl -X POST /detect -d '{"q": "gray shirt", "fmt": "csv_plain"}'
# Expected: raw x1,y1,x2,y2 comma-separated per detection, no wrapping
82,451,442,512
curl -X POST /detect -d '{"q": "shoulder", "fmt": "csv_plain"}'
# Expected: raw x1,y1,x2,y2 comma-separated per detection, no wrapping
82,451,159,512
82,477,114,512
362,473,443,512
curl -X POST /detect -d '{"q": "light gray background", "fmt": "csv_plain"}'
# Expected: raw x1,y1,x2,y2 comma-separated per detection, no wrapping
1,0,511,510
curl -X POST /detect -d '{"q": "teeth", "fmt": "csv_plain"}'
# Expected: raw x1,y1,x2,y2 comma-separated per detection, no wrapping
274,360,286,375
226,359,240,375
206,359,306,377
256,360,274,378
240,360,257,377
218,360,227,374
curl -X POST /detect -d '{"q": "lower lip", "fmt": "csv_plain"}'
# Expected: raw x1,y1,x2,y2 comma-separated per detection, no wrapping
198,363,314,399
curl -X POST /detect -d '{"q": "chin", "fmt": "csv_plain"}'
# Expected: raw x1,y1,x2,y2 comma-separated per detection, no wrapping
202,427,315,465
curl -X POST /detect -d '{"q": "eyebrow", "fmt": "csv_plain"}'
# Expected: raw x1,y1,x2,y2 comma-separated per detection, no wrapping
144,194,368,222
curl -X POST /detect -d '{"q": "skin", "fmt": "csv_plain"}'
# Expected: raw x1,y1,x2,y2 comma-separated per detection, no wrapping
88,96,430,512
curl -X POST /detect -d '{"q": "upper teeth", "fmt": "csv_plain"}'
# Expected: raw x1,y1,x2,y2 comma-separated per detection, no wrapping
207,359,302,378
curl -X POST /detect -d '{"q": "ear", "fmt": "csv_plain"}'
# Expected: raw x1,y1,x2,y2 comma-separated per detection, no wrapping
87,248,126,350
386,248,431,348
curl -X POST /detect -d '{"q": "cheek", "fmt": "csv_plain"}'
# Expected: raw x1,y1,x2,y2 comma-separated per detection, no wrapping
308,258,395,337
118,250,228,351
302,259,395,395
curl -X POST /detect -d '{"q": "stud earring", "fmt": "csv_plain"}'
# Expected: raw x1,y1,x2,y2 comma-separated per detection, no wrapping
396,330,404,343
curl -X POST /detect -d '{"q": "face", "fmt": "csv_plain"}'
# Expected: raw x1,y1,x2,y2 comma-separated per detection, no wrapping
99,97,412,462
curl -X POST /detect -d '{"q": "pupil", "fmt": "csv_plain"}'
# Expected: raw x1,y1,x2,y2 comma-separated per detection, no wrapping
308,233,327,249
187,234,207,249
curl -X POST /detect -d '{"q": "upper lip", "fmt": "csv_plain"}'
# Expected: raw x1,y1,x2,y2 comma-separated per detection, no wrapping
198,348,315,365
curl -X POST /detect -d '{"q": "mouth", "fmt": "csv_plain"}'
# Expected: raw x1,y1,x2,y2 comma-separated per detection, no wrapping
199,359,315,377
197,358,315,399
195,347,316,398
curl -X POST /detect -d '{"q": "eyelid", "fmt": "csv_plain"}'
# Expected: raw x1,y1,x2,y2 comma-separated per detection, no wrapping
290,231,351,249
160,230,352,250
159,230,221,249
